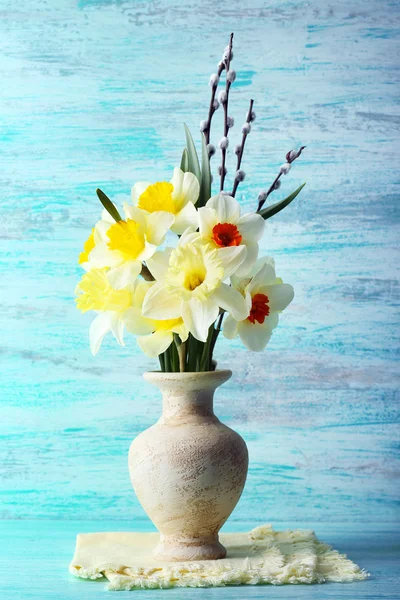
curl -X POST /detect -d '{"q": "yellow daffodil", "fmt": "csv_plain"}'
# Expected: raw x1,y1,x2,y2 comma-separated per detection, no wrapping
198,193,265,276
84,204,174,289
75,268,135,355
123,281,188,357
131,168,200,234
141,231,249,342
223,257,294,351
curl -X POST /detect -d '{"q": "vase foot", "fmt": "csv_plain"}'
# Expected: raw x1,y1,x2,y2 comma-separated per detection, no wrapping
153,533,227,562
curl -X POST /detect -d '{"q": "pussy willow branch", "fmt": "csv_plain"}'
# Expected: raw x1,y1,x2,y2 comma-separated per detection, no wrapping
257,147,306,211
205,63,225,146
220,32,234,191
231,98,254,197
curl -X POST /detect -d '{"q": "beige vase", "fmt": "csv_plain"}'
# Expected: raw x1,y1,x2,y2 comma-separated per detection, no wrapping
128,369,248,562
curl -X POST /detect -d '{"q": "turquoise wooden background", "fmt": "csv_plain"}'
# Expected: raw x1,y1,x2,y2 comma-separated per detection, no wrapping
1,0,399,529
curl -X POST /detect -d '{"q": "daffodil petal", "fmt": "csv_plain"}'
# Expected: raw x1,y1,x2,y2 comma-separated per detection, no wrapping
131,181,152,206
132,280,153,307
146,211,175,246
234,243,259,277
260,283,294,312
106,259,142,289
87,242,122,268
237,212,265,242
142,283,182,319
212,282,249,321
237,319,273,352
122,204,147,228
139,240,158,262
146,248,172,281
89,312,114,355
110,314,125,346
122,306,154,335
223,314,239,340
171,168,200,209
137,331,173,358
207,193,240,222
247,263,277,294
181,297,219,342
218,245,247,279
171,201,199,235
95,219,113,244
198,206,217,239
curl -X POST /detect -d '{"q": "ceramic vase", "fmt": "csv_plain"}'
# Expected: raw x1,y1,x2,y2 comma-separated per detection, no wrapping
128,369,248,562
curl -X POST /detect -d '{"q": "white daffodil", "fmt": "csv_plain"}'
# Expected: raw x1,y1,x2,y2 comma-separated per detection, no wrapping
131,167,200,234
223,257,294,351
141,232,249,343
75,267,134,355
198,193,265,276
84,205,174,289
122,281,188,357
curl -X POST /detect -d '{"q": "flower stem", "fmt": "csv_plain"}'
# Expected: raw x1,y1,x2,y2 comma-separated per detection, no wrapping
140,264,154,281
257,147,306,211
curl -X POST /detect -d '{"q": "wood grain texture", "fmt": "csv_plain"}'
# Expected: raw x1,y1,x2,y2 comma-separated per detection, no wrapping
0,0,399,535
1,519,399,599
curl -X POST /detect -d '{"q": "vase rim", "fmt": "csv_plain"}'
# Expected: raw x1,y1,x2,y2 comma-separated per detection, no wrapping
143,369,232,384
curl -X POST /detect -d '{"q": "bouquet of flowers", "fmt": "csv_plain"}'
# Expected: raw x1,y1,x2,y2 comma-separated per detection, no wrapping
75,34,305,372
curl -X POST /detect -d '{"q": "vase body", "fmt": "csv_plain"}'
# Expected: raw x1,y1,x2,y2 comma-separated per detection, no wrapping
128,370,248,562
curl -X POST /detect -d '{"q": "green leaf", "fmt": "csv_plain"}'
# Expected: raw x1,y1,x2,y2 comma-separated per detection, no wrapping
258,183,306,220
198,133,212,208
183,123,201,183
180,148,189,172
96,188,122,222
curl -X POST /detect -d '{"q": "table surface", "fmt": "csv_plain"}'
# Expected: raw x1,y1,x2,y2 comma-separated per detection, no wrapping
1,519,399,599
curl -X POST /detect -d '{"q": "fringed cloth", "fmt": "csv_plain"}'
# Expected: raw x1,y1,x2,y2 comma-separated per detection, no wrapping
70,524,369,591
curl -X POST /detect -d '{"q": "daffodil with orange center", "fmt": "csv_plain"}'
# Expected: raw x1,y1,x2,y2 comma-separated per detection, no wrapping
223,257,294,352
198,193,265,276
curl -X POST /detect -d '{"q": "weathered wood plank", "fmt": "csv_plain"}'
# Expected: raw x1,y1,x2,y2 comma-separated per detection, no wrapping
0,0,399,530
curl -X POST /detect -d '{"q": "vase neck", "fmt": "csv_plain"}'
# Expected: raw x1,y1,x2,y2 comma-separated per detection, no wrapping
143,370,232,425
162,388,215,423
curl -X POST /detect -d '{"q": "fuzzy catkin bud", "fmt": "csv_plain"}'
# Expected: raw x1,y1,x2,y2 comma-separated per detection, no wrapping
207,143,216,157
280,162,291,175
248,110,256,122
242,122,251,135
199,119,208,133
235,145,241,156
213,98,220,111
218,136,229,150
274,180,281,190
235,169,246,182
227,116,235,128
258,191,268,202
218,90,227,104
209,73,219,87
286,146,306,162
226,69,236,83
218,166,227,176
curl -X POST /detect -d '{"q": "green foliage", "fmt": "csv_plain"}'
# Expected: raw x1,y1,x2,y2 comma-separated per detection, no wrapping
258,183,306,220
180,148,189,172
96,188,122,222
198,133,212,209
183,124,201,183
